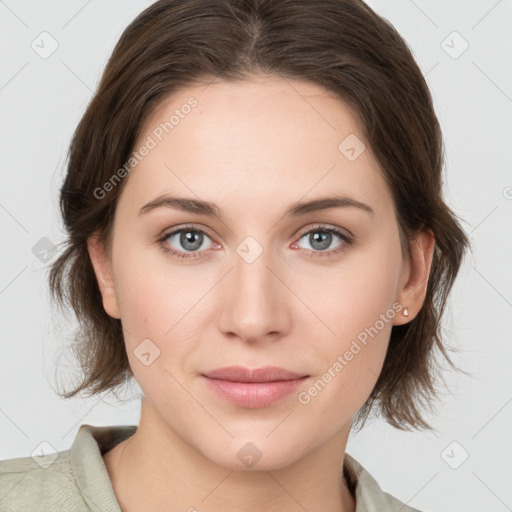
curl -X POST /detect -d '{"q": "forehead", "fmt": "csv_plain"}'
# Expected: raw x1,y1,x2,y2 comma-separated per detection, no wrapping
117,75,393,221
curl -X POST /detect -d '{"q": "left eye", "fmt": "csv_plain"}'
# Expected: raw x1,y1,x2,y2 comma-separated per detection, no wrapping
294,228,349,253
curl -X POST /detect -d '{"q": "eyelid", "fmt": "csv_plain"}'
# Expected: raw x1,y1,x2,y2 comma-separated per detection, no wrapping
158,223,217,242
294,222,354,240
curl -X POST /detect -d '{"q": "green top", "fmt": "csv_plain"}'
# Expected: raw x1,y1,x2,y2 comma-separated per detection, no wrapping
0,424,421,511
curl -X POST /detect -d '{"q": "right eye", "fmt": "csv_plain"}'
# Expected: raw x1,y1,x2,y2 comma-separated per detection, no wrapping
158,225,220,260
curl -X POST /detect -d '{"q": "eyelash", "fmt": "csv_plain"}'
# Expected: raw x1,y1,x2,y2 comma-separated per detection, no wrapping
157,223,354,261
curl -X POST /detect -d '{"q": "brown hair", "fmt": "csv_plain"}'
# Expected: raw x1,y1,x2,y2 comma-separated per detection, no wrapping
49,0,470,430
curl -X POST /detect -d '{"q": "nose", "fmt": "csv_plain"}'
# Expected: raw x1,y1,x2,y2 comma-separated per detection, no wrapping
217,246,292,345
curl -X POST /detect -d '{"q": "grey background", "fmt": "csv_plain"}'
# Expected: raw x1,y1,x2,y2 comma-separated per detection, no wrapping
1,1,511,511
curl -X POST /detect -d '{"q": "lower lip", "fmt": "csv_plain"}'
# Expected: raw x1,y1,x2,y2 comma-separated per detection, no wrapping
202,376,308,408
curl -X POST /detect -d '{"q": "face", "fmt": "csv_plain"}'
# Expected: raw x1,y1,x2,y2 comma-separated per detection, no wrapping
89,75,420,470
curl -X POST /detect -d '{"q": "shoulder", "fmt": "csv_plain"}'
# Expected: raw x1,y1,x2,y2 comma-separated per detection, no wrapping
0,423,135,512
345,454,424,512
0,449,89,511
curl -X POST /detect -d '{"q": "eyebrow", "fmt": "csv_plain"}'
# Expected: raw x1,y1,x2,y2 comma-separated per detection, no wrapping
138,194,374,218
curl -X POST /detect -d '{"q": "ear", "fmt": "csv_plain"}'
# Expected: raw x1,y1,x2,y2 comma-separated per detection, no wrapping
87,234,121,319
394,229,435,325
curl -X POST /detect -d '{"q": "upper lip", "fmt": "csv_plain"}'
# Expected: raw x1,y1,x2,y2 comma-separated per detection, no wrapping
202,366,308,383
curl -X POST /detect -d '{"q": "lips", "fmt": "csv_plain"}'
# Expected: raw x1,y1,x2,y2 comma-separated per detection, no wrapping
201,366,310,408
202,365,307,382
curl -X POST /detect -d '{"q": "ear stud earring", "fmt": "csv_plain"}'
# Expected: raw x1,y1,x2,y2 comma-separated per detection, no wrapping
403,308,409,317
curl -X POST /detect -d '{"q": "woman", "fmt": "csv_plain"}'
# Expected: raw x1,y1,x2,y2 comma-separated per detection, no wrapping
0,0,469,510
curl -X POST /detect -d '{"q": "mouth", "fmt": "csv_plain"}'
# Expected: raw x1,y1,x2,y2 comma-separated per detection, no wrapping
201,366,310,408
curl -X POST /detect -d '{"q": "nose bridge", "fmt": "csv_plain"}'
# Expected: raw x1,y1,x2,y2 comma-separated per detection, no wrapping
234,245,274,298
217,239,289,341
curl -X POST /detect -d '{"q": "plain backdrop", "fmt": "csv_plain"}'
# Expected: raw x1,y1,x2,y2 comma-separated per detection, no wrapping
1,1,511,511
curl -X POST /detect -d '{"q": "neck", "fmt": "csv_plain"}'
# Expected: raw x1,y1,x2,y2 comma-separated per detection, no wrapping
103,397,356,512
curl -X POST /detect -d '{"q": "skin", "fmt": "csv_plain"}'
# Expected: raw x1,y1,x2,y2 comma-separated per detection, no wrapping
88,74,434,512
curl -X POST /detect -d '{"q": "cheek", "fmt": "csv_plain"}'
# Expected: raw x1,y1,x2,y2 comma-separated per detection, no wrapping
294,236,402,412
299,234,402,344
112,247,216,374
295,293,395,436
112,241,199,333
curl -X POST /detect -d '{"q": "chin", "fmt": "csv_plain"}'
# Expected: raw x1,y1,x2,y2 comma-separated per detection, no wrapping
201,435,309,472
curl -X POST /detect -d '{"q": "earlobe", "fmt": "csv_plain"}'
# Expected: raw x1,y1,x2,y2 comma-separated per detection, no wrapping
394,229,435,325
86,235,121,319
